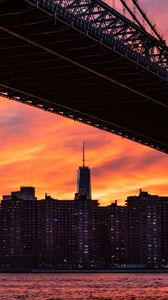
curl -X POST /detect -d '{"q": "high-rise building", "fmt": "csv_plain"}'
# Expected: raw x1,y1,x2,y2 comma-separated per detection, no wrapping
99,202,126,268
1,182,168,270
106,201,126,267
3,186,36,201
77,143,91,199
20,186,36,201
160,197,168,267
0,191,37,269
126,190,162,268
74,195,100,269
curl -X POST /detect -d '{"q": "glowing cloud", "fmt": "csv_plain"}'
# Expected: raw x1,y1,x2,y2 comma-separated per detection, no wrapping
0,95,168,206
0,0,167,205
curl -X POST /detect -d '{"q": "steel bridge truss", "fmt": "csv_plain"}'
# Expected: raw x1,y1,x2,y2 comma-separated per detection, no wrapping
29,0,168,77
0,0,167,153
1,84,166,154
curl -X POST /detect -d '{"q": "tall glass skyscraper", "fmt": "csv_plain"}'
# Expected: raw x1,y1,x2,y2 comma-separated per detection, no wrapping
77,143,91,199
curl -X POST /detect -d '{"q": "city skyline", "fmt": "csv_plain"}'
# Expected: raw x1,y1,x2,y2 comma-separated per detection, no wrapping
0,186,168,270
0,0,167,205
0,1,168,299
0,95,168,205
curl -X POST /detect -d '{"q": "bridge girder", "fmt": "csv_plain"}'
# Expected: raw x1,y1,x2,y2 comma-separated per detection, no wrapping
0,0,167,153
45,0,168,70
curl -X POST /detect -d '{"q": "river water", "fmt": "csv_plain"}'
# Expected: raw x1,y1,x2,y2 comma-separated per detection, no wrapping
0,273,168,299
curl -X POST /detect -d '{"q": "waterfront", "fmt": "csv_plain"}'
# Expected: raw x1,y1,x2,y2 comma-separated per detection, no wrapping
0,273,168,299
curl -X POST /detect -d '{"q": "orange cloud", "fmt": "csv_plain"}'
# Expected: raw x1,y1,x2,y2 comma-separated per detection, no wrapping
0,95,168,206
0,1,167,206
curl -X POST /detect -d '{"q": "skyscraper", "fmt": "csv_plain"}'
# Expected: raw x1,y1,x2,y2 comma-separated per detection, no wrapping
77,143,91,199
126,190,162,267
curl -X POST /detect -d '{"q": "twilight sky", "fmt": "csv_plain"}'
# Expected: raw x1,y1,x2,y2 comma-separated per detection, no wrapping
0,0,168,206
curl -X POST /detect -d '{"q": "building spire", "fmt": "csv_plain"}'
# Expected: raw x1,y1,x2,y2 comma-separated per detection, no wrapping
83,141,85,167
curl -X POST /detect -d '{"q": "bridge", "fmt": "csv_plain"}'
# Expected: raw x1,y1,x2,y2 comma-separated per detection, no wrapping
0,0,168,153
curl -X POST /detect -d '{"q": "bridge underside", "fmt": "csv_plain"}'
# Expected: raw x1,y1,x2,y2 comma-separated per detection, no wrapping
0,0,168,153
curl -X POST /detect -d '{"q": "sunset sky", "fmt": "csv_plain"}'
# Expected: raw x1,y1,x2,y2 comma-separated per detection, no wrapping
0,0,167,206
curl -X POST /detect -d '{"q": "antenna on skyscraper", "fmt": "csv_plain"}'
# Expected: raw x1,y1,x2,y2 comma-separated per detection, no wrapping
83,141,85,167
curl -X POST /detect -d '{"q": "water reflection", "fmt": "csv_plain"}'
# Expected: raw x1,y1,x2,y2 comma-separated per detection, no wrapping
0,273,168,299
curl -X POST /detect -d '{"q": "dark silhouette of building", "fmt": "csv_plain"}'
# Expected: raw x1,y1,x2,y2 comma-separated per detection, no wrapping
0,188,101,270
20,186,36,201
3,186,36,201
0,183,168,270
99,201,126,269
0,195,37,269
126,190,162,268
160,197,168,267
0,145,168,271
77,143,91,199
106,201,126,267
75,195,100,269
